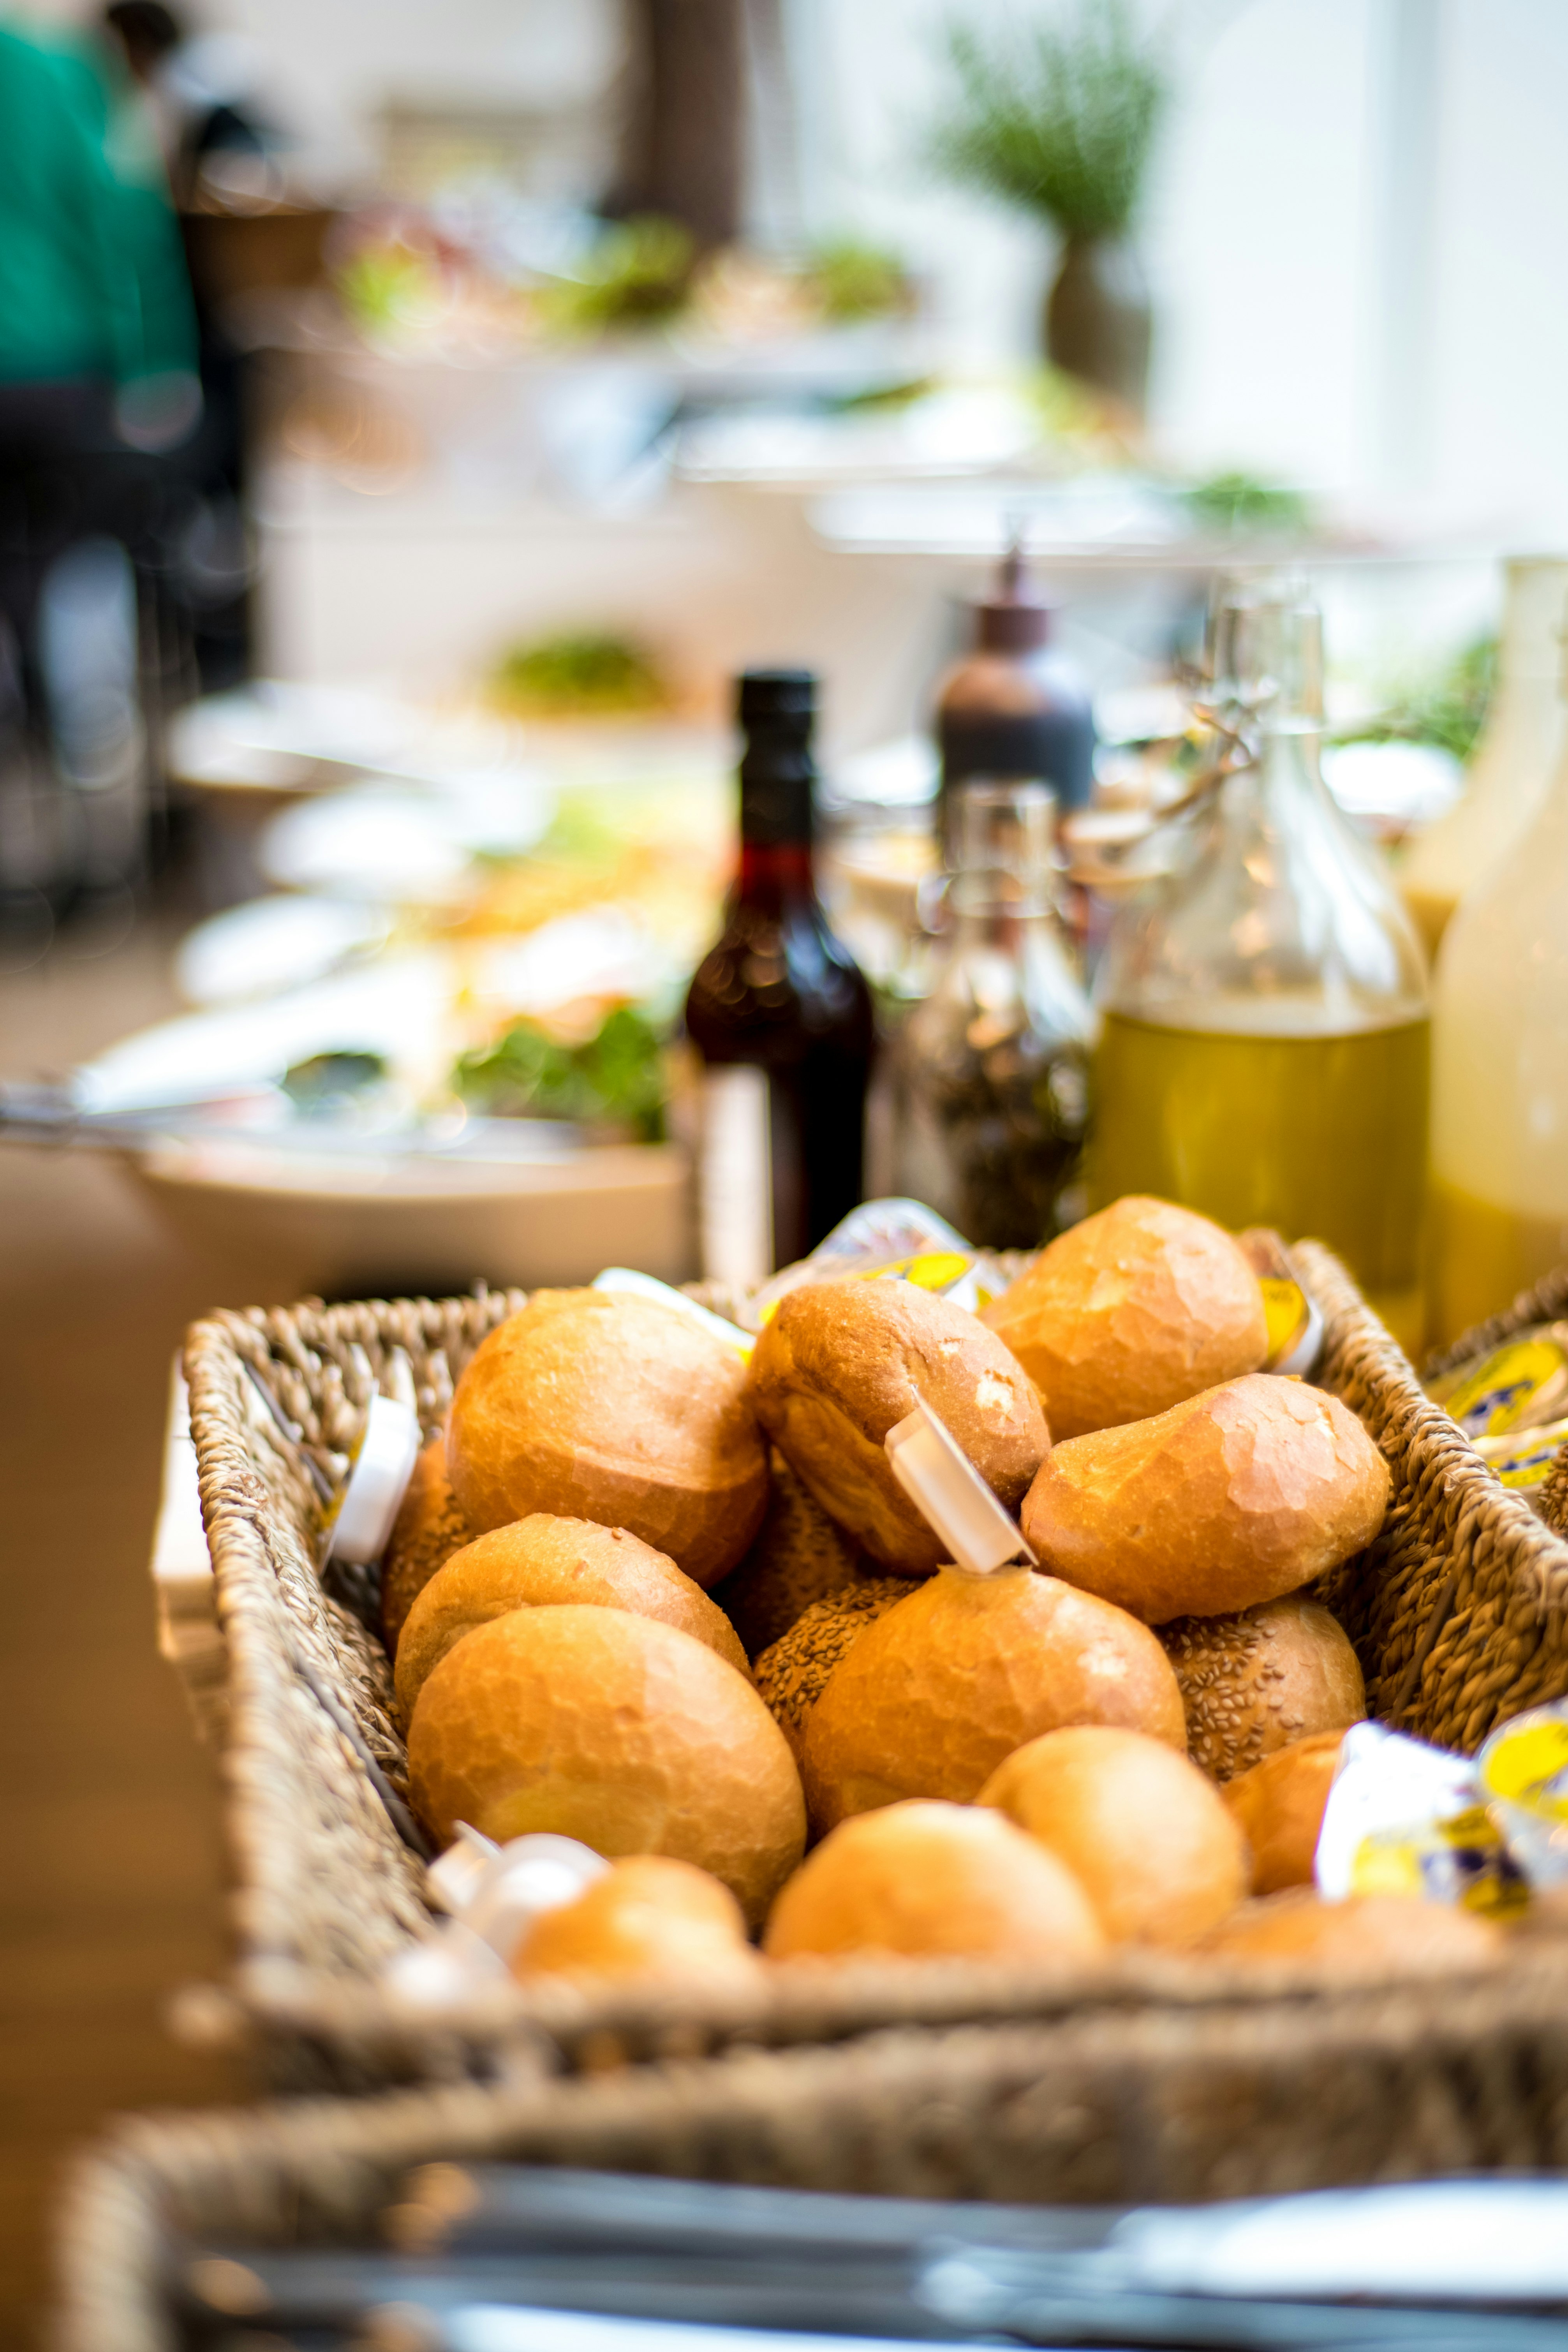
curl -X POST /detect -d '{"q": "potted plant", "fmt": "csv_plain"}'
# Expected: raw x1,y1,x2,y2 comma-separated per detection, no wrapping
927,1,1168,414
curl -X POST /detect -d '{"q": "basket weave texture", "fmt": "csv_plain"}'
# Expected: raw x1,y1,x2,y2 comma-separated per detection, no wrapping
56,1945,1568,2352
181,1243,1568,2085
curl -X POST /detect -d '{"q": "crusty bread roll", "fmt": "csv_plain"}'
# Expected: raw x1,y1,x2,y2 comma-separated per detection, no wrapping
394,1515,748,1720
1223,1730,1346,1891
1203,1889,1500,1973
407,1604,804,1927
380,1436,472,1650
709,1452,869,1660
980,1725,1248,1948
447,1290,768,1589
984,1196,1268,1439
763,1799,1104,1963
753,1576,909,1758
801,1565,1186,1834
1022,1374,1390,1623
747,1280,1048,1575
1162,1594,1365,1782
513,1855,760,1985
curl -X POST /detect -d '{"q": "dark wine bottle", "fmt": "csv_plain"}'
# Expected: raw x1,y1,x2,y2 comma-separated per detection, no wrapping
686,670,874,1286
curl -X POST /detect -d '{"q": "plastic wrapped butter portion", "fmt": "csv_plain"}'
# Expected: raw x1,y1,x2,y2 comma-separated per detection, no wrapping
1427,1324,1568,1439
1315,1720,1528,1919
1478,1702,1568,1890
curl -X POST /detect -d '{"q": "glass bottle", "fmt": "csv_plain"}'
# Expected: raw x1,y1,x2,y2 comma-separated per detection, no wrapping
1089,580,1431,1353
888,780,1093,1248
686,670,874,1288
1399,555,1568,959
1429,634,1568,1344
935,543,1098,841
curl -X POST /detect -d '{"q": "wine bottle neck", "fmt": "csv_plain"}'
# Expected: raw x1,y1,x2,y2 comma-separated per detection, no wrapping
736,839,817,907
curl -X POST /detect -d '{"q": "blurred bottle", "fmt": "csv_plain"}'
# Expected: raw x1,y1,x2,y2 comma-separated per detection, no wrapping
1400,556,1568,960
935,541,1095,855
1429,629,1568,1344
686,671,874,1288
887,781,1091,1249
1089,580,1430,1353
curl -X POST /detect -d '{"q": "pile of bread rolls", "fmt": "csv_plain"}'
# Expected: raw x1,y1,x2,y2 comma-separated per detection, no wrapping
380,1196,1500,1984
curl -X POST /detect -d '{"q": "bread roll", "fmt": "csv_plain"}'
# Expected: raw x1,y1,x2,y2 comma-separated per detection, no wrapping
709,1453,869,1660
407,1605,804,1927
394,1515,748,1720
381,1437,472,1650
763,1799,1104,1963
1022,1374,1389,1623
753,1576,909,1758
513,1855,760,1985
447,1290,768,1589
984,1196,1268,1439
1223,1730,1346,1891
980,1725,1248,1947
801,1565,1186,1834
1203,1889,1501,1973
1162,1595,1365,1782
747,1280,1048,1574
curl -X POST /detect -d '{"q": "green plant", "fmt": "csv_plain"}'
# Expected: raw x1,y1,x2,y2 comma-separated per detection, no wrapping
927,2,1168,240
805,238,911,321
453,1004,668,1142
1184,471,1312,536
538,215,694,333
492,632,667,717
1334,636,1498,765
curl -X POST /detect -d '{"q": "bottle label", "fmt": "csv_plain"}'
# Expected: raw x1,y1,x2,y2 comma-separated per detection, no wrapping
698,1065,773,1290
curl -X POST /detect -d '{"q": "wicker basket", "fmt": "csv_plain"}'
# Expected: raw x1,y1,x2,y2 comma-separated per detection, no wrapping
57,1950,1568,2352
180,1245,1568,2088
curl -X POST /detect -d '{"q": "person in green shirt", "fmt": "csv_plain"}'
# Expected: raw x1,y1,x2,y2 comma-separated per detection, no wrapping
0,16,199,921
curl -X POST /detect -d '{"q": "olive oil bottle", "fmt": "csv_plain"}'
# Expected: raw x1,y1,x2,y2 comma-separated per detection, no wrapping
1089,583,1431,1352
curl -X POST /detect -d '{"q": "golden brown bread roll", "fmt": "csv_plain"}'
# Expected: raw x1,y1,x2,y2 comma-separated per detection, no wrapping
1222,1729,1346,1891
407,1604,804,1927
980,1725,1249,1947
394,1515,748,1720
983,1196,1268,1439
1021,1374,1390,1623
752,1576,910,1758
747,1280,1048,1574
513,1855,761,1985
1203,1889,1501,1972
447,1290,768,1589
1161,1594,1366,1782
763,1799,1104,1963
380,1437,472,1650
708,1452,869,1660
801,1565,1186,1834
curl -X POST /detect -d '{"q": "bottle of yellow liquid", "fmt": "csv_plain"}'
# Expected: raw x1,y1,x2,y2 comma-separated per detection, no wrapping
1090,581,1431,1354
1430,637,1568,1345
1399,555,1568,960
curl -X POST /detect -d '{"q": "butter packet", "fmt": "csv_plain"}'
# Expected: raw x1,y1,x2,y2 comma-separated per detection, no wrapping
748,1198,1008,1330
1315,1720,1529,1920
1478,1700,1568,1890
1235,1229,1324,1378
1427,1323,1568,1440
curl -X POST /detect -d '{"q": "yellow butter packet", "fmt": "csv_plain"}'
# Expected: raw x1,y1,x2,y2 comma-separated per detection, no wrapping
1427,1327,1568,1440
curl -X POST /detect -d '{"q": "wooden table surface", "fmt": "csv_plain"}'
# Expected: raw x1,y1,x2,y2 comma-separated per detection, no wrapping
0,909,317,2344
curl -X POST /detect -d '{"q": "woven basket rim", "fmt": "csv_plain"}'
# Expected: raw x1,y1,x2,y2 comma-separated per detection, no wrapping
180,1239,1568,2074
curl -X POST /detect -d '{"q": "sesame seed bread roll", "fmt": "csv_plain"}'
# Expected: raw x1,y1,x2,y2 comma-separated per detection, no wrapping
746,1280,1048,1575
984,1196,1269,1439
709,1452,870,1661
447,1289,769,1589
1161,1595,1365,1782
1021,1374,1390,1624
394,1513,748,1721
753,1576,910,1759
